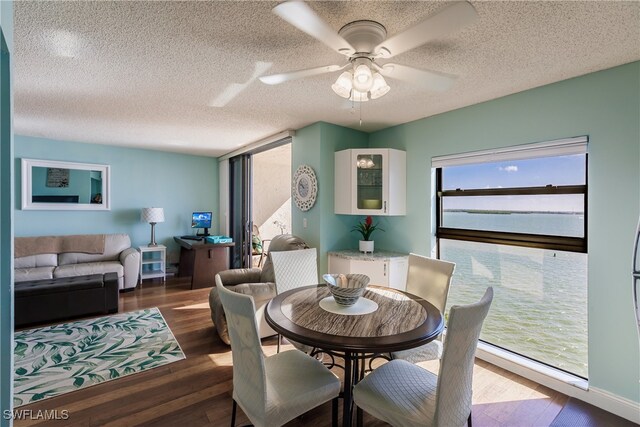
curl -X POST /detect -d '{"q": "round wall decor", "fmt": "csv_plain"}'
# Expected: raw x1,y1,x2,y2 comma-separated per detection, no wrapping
292,164,318,211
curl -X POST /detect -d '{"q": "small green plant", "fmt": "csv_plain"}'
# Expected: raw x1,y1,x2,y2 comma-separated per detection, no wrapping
351,216,384,241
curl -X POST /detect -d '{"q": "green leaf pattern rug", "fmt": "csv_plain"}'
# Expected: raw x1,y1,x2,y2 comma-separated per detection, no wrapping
14,308,185,406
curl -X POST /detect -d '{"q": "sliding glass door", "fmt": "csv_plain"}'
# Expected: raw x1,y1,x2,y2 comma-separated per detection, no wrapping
228,154,252,269
228,138,292,269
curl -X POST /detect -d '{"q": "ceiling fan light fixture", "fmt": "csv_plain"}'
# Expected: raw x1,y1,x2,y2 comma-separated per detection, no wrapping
352,59,374,92
370,73,390,99
332,71,353,99
349,90,369,102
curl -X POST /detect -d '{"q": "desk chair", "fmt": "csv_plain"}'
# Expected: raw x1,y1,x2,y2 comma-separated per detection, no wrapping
216,275,340,427
354,287,494,427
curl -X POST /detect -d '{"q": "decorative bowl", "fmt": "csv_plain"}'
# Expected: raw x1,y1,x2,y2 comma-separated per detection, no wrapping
323,274,370,306
361,199,382,209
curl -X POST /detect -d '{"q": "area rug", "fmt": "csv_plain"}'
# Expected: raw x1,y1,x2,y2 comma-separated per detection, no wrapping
13,307,185,407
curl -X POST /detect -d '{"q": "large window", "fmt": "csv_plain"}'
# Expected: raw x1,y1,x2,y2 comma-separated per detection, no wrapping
435,137,588,378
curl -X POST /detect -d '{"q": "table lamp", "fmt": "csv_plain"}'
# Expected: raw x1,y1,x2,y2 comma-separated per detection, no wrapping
141,207,164,246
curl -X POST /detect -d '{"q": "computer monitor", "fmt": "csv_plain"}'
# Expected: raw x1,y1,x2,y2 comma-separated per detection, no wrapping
191,211,212,236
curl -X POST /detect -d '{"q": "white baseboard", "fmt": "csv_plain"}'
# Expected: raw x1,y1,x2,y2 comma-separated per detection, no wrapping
587,386,640,425
475,343,640,424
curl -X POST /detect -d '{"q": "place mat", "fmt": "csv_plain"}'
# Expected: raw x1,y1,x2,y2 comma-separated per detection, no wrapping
319,296,378,315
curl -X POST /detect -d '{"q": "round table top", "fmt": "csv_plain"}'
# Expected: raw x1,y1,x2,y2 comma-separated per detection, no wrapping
265,285,444,353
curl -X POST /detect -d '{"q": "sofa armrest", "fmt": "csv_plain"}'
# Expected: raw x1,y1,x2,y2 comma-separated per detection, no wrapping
217,268,262,286
119,247,140,290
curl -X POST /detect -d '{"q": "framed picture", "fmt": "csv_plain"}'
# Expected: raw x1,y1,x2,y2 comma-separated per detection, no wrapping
46,168,70,187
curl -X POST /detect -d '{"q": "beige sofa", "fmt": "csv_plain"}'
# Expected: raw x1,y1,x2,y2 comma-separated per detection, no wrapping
14,233,140,291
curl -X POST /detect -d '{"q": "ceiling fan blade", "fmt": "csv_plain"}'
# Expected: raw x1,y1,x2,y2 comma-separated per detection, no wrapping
375,1,477,58
273,1,355,56
259,64,345,85
377,63,457,92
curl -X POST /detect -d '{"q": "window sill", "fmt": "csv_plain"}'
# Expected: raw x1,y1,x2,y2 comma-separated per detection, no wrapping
475,341,588,391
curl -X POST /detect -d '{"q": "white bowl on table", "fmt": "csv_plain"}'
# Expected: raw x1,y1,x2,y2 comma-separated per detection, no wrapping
323,274,370,306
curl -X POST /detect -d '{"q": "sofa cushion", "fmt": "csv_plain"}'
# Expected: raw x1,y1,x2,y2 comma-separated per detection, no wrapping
14,254,58,269
58,234,131,265
54,262,124,280
15,267,55,282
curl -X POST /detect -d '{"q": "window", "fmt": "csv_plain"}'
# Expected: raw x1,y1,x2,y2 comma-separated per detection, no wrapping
434,137,588,378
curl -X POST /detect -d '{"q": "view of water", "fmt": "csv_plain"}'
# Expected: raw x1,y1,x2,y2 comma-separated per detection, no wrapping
440,211,588,378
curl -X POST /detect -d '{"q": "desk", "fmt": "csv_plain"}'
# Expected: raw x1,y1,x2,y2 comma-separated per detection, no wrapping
173,237,234,289
265,285,443,427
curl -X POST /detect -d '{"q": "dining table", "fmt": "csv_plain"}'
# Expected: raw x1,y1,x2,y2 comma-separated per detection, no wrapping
265,284,444,427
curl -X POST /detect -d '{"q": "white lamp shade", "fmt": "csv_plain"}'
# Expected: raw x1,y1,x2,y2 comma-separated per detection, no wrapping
141,207,165,223
331,71,353,99
370,73,390,99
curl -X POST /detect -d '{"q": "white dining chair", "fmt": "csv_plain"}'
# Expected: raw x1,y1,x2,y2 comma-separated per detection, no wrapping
216,275,340,427
270,248,318,353
391,253,456,363
354,287,494,427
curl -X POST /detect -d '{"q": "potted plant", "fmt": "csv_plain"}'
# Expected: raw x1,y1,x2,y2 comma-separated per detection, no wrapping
352,216,384,253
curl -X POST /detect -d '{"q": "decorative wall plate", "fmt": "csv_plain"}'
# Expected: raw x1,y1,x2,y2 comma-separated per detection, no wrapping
293,164,318,211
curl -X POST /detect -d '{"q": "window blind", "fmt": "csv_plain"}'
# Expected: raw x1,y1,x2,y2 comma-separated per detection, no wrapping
431,136,588,168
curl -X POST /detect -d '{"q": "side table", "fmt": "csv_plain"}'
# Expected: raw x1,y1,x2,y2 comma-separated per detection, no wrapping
139,245,166,284
173,237,233,289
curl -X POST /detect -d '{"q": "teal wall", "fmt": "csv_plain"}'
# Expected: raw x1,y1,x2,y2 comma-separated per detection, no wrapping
366,62,640,403
15,136,219,263
292,122,368,275
0,2,13,424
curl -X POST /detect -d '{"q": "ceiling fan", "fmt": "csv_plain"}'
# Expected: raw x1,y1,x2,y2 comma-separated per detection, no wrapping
259,1,478,102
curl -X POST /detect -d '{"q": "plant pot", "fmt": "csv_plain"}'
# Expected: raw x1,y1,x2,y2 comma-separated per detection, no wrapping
359,240,374,253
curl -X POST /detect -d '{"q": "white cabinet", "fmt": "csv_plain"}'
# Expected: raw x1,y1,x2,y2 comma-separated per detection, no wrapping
335,148,406,215
139,245,166,284
328,251,408,291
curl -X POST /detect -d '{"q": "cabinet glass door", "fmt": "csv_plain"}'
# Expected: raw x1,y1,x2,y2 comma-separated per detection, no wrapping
356,154,383,210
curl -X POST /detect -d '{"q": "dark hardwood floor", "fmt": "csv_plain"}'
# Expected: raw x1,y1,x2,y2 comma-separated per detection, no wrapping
13,276,632,426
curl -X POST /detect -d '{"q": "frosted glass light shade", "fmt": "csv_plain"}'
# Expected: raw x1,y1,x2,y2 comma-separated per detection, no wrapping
370,73,390,99
141,207,165,223
331,71,353,99
352,64,373,92
349,90,369,102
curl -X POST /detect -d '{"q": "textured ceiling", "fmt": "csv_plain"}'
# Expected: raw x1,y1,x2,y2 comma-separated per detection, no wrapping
13,1,640,157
